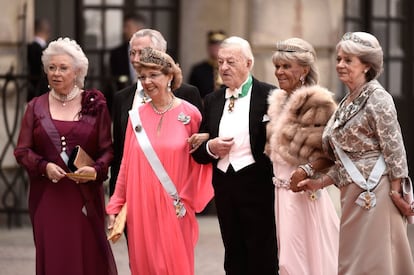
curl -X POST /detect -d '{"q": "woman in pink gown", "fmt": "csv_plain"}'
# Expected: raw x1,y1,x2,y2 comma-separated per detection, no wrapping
106,47,213,275
266,38,339,274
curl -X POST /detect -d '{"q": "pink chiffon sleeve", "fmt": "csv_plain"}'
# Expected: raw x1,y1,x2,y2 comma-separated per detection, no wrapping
106,120,131,215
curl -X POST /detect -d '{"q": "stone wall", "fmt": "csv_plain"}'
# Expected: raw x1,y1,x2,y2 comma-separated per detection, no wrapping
180,0,344,92
0,0,33,168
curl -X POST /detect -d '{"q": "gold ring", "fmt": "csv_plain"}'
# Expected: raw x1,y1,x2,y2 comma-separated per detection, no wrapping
389,190,400,197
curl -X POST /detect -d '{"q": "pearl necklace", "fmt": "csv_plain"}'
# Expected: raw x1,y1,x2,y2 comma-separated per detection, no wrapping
50,86,80,106
150,95,175,115
150,95,175,135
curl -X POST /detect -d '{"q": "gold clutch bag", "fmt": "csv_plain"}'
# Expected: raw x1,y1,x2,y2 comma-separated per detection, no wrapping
67,145,96,181
68,145,94,170
66,172,97,181
107,203,127,243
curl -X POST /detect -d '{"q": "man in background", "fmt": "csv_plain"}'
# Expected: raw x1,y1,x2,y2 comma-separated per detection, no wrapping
109,29,203,196
108,13,146,111
189,30,226,99
27,18,51,102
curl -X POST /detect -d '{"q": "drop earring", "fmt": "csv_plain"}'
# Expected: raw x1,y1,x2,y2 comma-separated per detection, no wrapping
300,75,305,86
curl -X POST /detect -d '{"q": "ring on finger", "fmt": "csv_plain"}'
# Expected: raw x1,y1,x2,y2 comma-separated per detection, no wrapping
52,179,58,183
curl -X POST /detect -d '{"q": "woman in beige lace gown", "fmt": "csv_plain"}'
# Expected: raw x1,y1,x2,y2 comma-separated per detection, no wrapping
294,32,414,274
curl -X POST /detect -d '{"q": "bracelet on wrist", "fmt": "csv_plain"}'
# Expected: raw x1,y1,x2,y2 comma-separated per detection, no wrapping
298,163,314,177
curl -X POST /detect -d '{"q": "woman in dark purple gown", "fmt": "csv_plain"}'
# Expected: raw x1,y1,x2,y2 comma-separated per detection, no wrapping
14,37,117,275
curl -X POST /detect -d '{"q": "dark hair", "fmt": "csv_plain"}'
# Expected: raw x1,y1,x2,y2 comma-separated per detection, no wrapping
123,13,147,26
34,18,50,34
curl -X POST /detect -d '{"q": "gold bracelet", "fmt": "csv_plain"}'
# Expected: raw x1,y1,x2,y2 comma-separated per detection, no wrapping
389,190,401,197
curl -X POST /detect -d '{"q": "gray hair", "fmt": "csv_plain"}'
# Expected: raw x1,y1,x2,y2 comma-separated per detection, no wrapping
129,28,167,52
336,32,383,81
220,36,255,68
42,37,88,88
273,37,319,86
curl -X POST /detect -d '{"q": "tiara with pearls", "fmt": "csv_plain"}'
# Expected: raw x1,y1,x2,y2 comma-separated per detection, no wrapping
341,32,374,48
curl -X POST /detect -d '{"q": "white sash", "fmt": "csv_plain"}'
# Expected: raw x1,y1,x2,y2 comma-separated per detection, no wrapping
129,109,186,218
333,142,386,210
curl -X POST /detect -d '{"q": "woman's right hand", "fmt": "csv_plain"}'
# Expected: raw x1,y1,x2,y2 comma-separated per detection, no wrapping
188,133,210,153
107,214,116,230
45,162,66,183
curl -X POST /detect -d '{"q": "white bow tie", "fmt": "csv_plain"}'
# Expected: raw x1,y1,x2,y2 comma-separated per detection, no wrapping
225,88,240,99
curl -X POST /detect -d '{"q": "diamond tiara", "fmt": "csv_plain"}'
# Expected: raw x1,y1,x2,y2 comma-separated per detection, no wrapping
275,42,309,53
341,32,374,48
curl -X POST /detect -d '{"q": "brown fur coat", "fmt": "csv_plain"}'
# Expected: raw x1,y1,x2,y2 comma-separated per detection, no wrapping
266,85,337,166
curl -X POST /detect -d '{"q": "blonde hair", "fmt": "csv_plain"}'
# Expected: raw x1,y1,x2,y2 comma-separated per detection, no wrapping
273,37,319,86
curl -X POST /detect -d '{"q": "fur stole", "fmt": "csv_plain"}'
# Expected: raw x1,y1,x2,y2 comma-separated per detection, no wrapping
266,85,337,166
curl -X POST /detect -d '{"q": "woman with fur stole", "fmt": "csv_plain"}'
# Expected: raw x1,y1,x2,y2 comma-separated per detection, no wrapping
266,38,339,275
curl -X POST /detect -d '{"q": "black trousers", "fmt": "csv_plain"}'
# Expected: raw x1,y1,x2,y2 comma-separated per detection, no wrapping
213,163,278,275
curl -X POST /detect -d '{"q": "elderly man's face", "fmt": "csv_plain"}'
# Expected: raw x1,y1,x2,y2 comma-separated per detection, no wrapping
129,36,153,72
217,47,251,90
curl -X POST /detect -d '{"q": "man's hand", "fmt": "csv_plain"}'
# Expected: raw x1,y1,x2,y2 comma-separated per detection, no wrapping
208,137,234,158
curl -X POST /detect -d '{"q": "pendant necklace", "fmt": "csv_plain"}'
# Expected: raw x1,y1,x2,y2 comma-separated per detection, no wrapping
50,86,80,106
151,95,175,135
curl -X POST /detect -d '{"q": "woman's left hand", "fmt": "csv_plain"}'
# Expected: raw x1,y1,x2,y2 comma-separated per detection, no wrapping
69,166,97,184
390,194,414,216
295,177,324,192
389,179,414,217
390,190,414,217
188,133,210,153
